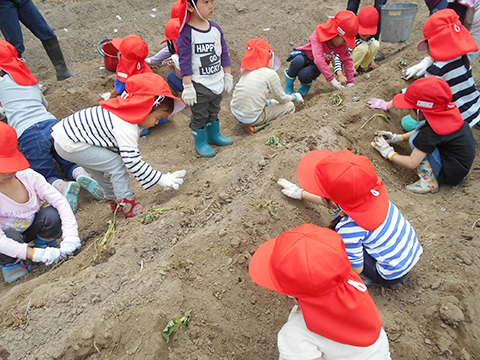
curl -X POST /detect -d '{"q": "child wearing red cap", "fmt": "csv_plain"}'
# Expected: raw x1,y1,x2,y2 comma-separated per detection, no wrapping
176,0,234,157
371,77,475,193
284,10,358,95
0,122,81,283
278,149,423,286
52,73,187,218
249,224,391,359
0,40,104,213
230,39,304,134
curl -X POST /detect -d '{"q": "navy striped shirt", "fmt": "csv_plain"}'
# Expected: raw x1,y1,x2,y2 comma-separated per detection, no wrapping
336,201,422,280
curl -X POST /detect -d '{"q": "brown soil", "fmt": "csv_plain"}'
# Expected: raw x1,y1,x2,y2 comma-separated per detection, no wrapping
1,1,480,359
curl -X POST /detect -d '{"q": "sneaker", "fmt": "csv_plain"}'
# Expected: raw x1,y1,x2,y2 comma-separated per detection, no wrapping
140,128,151,136
33,236,58,248
52,180,80,213
76,174,105,200
116,197,145,218
2,263,28,283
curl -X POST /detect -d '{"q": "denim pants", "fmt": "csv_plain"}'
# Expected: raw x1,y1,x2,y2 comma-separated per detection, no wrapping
0,206,61,265
287,54,321,84
19,120,79,184
0,0,55,55
54,142,134,201
409,122,443,177
362,250,406,286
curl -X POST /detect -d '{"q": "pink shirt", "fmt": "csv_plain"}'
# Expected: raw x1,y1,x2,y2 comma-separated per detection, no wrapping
296,30,355,84
0,169,78,260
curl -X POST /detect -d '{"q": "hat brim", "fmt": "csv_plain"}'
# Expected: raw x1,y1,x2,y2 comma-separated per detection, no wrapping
168,95,187,115
249,237,282,293
296,149,333,196
358,24,377,36
111,37,123,50
0,151,30,173
273,53,282,72
422,106,464,135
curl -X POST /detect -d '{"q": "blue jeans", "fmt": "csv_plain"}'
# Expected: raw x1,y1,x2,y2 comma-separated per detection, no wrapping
362,250,406,286
0,0,55,55
287,54,321,84
409,121,443,177
19,120,79,184
0,206,61,265
167,72,184,93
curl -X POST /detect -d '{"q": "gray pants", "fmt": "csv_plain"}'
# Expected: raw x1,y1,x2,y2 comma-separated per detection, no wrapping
189,82,222,130
54,143,134,201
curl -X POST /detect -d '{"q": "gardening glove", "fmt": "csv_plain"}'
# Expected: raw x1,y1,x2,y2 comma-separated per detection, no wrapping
224,73,234,93
371,136,397,161
145,57,152,65
330,78,345,89
292,93,304,104
405,56,433,80
182,84,197,106
266,99,280,106
375,130,404,144
277,179,303,200
60,236,81,257
32,247,61,266
368,98,389,111
346,83,354,88
158,170,186,190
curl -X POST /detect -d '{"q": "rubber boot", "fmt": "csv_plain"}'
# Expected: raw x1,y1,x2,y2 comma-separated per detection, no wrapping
205,120,233,146
2,263,28,284
41,36,75,81
116,197,145,218
297,82,312,97
406,159,439,194
284,69,295,95
192,128,216,157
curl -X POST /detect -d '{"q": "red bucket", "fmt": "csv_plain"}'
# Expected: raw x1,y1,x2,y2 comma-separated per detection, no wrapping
98,39,119,72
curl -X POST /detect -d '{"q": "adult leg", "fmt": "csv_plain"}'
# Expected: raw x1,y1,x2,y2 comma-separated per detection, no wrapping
346,0,361,14
0,0,25,55
362,250,406,286
16,0,55,42
374,0,387,38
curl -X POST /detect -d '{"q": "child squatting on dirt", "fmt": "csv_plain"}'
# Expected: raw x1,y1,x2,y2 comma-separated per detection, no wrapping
176,0,234,158
230,38,304,134
278,149,423,286
0,40,104,213
371,77,476,194
0,122,81,284
51,73,187,218
249,224,392,360
284,10,358,96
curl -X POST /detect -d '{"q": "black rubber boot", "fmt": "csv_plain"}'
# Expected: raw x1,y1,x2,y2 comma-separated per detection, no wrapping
41,36,75,81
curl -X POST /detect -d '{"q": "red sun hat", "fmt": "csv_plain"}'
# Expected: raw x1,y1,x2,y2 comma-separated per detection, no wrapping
240,38,282,73
417,9,478,61
161,18,181,44
358,6,379,36
172,0,189,32
112,34,153,83
249,223,382,346
316,10,359,49
0,40,38,86
297,149,389,231
99,73,186,124
0,122,30,173
393,77,464,135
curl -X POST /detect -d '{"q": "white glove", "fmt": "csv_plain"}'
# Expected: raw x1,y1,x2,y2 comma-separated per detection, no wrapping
277,179,304,200
266,99,280,106
145,57,152,65
224,73,234,93
182,84,197,106
375,130,404,144
60,236,81,257
371,136,397,160
405,56,433,80
345,83,354,88
158,170,186,190
330,78,345,89
32,247,61,266
292,93,304,104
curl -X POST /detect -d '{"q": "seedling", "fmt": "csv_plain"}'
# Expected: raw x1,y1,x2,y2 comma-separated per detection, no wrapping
361,113,391,129
265,129,283,146
331,89,344,106
257,199,279,216
94,203,121,260
142,202,183,224
162,310,192,343
399,59,408,66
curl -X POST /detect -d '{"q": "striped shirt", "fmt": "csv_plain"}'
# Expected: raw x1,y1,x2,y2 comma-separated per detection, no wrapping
52,106,162,189
426,57,480,128
230,67,293,121
335,201,423,280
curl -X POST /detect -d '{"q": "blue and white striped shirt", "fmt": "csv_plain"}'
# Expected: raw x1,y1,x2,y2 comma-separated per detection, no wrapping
52,106,162,189
336,201,422,280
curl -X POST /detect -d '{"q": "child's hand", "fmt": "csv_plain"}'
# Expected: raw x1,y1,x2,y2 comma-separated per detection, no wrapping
371,136,397,161
182,84,197,106
336,72,347,86
375,130,404,144
277,179,304,200
60,236,81,257
330,79,345,89
224,73,234,93
404,56,433,80
292,93,304,104
158,170,186,190
32,247,61,265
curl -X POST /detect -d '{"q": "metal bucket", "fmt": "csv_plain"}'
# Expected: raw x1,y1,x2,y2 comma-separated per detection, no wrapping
380,3,420,43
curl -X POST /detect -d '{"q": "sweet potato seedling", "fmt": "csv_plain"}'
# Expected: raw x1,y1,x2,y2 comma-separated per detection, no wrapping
163,310,192,343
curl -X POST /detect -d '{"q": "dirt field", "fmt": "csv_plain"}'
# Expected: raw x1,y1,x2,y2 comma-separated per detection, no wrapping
0,0,480,359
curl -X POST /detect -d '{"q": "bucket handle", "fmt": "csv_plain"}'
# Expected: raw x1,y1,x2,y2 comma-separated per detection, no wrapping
97,38,113,57
381,0,420,8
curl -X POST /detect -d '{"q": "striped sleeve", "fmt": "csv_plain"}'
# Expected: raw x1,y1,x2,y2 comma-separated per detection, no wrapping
336,218,368,267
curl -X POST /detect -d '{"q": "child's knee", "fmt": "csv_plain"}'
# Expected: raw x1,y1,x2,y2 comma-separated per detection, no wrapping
353,43,369,57
369,40,380,54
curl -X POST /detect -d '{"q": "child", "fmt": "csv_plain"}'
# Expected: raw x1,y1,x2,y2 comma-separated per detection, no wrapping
278,149,423,285
284,10,358,95
249,224,391,359
400,9,480,128
110,34,154,99
230,38,304,134
0,40,103,213
176,0,234,157
371,77,476,193
52,73,187,218
0,122,81,283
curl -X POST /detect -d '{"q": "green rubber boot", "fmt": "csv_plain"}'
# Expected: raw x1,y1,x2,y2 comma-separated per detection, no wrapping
206,120,233,146
284,69,295,95
297,82,312,97
192,128,216,157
